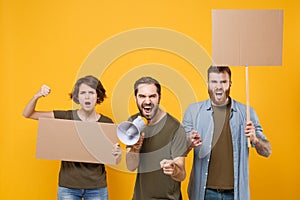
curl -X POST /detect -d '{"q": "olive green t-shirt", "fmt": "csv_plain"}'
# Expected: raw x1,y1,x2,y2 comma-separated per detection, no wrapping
130,113,187,200
54,110,113,189
206,102,234,190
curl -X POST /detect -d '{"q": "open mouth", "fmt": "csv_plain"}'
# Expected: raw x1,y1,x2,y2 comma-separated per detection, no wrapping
216,91,223,96
143,105,152,114
85,102,91,105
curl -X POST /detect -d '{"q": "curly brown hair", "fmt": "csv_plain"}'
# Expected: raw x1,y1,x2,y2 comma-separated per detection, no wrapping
70,75,106,104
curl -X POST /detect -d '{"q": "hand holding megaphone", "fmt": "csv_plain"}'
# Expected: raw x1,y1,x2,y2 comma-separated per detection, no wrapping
131,133,144,152
117,116,147,145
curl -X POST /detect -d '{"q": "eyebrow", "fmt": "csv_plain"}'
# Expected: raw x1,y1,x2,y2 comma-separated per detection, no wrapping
79,90,95,93
137,93,157,97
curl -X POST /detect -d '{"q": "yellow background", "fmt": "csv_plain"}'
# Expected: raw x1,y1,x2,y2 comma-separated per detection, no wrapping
1,0,299,199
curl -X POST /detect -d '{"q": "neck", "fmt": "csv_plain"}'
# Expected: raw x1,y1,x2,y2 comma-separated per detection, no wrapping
211,97,230,107
148,108,166,125
77,109,99,121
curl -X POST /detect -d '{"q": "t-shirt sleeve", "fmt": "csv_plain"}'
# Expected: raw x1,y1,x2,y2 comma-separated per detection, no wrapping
53,110,73,119
99,114,114,124
182,104,197,136
171,125,188,158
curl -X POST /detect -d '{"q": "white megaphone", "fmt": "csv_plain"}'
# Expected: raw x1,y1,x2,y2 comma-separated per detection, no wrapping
117,116,147,145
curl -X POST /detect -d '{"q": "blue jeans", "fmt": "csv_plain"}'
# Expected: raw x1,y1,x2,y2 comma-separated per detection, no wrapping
204,188,234,200
58,186,108,200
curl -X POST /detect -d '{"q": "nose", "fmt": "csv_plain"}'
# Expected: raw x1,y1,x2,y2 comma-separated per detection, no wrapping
144,96,151,104
215,82,222,89
216,81,225,90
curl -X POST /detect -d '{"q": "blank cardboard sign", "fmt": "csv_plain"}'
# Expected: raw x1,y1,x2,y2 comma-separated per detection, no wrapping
212,9,283,66
36,118,119,164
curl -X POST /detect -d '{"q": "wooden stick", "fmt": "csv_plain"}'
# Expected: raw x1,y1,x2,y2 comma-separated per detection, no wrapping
245,66,251,148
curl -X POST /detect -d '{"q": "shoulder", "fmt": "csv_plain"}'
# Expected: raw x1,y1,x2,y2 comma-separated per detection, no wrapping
165,113,183,132
231,99,244,107
53,110,76,120
166,113,180,124
165,114,186,142
191,99,210,107
185,99,211,113
99,114,114,123
231,99,249,113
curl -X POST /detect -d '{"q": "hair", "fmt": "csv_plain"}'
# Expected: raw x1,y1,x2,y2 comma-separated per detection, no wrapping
70,75,106,104
207,65,231,80
134,76,161,97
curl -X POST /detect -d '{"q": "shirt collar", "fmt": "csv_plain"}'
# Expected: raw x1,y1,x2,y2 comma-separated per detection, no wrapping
206,97,236,112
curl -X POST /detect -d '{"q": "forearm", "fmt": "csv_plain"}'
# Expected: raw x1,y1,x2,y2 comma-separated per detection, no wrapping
126,147,140,171
186,130,202,155
23,95,40,119
253,137,272,157
171,157,186,182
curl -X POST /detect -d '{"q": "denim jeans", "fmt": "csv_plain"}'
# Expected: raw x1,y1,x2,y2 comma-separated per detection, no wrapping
204,188,234,200
58,186,108,200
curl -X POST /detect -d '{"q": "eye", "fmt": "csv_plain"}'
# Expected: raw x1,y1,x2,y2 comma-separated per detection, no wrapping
138,94,146,98
221,80,228,84
149,94,157,98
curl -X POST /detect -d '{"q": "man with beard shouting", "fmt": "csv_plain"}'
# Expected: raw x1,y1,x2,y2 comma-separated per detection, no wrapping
183,66,272,200
126,76,188,200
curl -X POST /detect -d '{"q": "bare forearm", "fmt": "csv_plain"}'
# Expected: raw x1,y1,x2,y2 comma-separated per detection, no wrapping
171,165,186,182
171,157,186,182
23,95,39,119
254,137,272,157
23,84,54,120
126,148,140,171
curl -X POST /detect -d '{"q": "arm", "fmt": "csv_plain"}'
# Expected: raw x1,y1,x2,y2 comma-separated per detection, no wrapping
183,104,202,154
22,85,54,120
160,125,187,182
112,143,122,164
186,130,202,154
126,147,140,171
125,133,144,171
160,157,186,182
253,137,272,157
245,121,272,157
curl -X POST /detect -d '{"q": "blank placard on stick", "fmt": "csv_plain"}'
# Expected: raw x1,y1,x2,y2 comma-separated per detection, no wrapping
212,9,283,66
212,9,283,147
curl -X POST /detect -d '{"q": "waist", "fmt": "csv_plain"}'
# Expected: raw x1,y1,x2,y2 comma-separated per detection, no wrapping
206,188,234,193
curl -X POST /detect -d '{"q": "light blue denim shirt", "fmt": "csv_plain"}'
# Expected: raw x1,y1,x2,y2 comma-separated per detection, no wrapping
183,98,268,200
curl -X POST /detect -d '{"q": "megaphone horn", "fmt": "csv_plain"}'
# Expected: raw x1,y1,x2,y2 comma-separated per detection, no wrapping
117,116,147,145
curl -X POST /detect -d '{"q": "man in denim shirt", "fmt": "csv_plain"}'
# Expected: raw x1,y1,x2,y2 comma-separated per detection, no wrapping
183,66,271,200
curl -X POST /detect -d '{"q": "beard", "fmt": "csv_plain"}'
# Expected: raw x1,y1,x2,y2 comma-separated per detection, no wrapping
208,87,231,106
137,103,159,120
